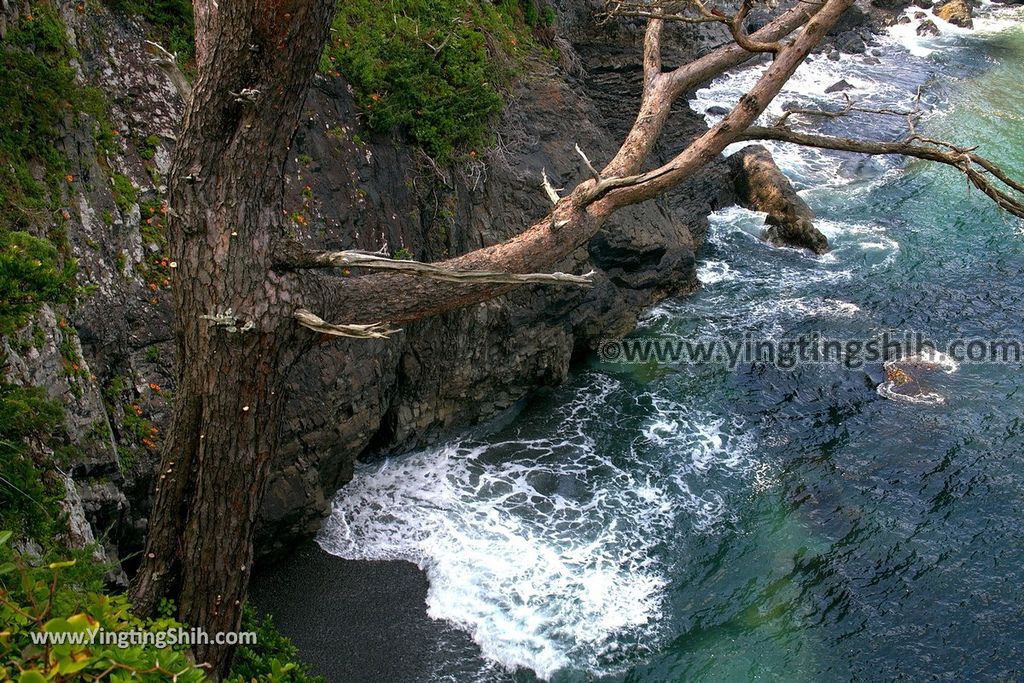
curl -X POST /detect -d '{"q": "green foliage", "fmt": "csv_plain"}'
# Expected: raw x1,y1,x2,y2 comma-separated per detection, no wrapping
227,609,326,683
138,134,160,160
0,232,76,336
0,384,64,542
392,247,415,261
1,536,325,683
110,173,137,214
0,4,79,229
322,0,534,163
0,536,208,682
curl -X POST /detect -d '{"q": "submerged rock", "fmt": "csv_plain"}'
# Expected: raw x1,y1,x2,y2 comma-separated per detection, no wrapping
935,0,974,27
728,145,830,255
826,78,856,93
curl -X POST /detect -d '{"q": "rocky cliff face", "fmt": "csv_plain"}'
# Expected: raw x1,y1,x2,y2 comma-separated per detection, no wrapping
2,0,871,568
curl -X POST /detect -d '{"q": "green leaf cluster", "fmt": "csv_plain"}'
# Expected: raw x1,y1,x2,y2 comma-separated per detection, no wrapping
322,0,537,164
0,385,64,540
0,232,76,337
0,535,208,682
0,5,79,230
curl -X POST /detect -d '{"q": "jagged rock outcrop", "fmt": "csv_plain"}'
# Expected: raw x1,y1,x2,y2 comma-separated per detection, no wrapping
0,0,737,562
7,0,881,563
729,145,830,255
935,0,974,27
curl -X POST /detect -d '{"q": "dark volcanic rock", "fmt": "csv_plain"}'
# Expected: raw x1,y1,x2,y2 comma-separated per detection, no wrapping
6,0,737,561
917,18,942,35
836,32,868,53
826,78,856,93
728,145,829,255
872,0,913,10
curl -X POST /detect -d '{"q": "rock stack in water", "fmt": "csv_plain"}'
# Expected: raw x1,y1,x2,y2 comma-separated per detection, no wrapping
728,145,830,255
935,0,974,27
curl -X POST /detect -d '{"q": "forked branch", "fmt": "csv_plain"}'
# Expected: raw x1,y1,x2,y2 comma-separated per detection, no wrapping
294,309,400,339
278,247,595,286
737,126,1024,218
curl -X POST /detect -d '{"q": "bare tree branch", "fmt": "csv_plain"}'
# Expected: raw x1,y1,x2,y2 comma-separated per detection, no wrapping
294,309,400,339
315,0,853,329
601,2,822,179
595,0,854,208
736,126,1024,218
643,17,665,89
542,168,564,205
774,92,920,127
602,0,724,24
277,246,596,285
144,40,192,101
575,143,602,181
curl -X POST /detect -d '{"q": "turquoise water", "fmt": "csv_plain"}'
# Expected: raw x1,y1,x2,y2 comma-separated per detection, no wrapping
318,7,1024,681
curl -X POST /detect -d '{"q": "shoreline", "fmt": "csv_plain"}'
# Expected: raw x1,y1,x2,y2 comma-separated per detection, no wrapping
249,542,501,682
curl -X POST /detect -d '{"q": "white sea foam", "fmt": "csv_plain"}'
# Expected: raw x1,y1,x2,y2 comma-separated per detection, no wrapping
885,1,1024,56
318,10,1024,680
317,374,759,680
696,259,738,285
876,381,947,405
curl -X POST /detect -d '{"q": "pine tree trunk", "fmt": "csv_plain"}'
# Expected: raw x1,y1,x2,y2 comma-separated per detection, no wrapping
125,0,856,676
129,0,335,676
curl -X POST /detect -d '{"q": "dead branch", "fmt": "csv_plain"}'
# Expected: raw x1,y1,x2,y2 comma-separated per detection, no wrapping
575,144,602,182
601,1,823,179
314,0,851,329
736,126,1024,218
775,92,920,127
279,247,596,286
604,0,784,53
542,169,563,205
144,40,192,101
602,0,724,23
643,17,665,90
294,309,400,339
596,0,854,207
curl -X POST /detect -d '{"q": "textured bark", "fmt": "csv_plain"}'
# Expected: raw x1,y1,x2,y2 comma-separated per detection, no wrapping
129,0,335,676
130,0,861,676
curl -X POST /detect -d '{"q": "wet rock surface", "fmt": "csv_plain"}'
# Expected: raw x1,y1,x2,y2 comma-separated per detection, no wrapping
935,0,975,27
729,145,830,255
6,0,889,563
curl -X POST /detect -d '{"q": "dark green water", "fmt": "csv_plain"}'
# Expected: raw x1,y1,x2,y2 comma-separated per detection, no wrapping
317,7,1024,681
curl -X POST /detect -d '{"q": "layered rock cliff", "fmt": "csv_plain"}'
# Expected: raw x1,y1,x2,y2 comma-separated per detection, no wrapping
1,0,876,570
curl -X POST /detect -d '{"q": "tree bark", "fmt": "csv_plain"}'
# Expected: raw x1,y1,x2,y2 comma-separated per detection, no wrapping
129,0,869,676
129,0,335,676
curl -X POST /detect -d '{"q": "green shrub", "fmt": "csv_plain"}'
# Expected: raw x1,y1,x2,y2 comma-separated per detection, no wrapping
1,534,327,682
0,534,208,682
228,609,326,683
0,231,76,336
0,5,79,229
110,173,137,214
322,0,533,164
0,385,64,539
